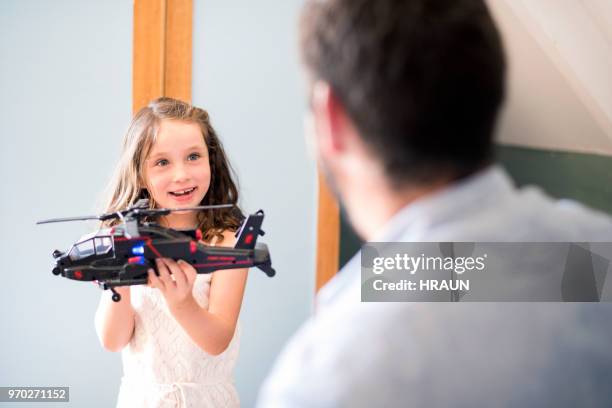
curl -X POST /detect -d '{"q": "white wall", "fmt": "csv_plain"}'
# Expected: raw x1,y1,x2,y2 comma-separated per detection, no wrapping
192,0,316,405
487,0,612,156
0,1,131,407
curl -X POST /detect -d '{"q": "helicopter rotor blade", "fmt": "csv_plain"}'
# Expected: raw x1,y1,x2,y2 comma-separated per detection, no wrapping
37,204,234,225
133,204,235,216
167,204,234,212
36,215,103,225
99,213,122,221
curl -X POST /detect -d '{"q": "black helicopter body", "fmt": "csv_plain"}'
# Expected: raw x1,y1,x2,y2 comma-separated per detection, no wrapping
38,200,275,302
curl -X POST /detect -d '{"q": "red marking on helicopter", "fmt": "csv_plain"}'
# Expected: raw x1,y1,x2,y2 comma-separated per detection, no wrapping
208,256,235,261
128,256,144,264
74,270,83,279
245,234,253,245
143,238,162,257
114,236,147,242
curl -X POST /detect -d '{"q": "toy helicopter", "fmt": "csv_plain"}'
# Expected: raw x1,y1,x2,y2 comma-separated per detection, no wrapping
37,199,275,302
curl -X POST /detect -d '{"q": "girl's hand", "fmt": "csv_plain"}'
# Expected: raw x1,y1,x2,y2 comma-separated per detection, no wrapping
148,258,198,312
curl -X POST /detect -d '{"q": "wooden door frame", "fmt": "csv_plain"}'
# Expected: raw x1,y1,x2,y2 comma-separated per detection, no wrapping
133,0,193,113
315,175,340,292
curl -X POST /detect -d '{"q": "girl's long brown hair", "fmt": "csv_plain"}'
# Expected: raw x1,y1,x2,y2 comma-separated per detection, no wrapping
101,97,243,243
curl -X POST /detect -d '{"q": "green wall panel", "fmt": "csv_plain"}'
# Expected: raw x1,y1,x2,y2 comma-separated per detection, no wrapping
496,145,612,216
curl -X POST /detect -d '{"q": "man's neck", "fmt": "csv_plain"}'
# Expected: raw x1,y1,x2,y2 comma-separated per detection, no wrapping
345,176,451,241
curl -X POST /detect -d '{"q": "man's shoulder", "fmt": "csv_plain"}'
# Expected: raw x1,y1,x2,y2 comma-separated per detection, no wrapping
506,187,612,240
423,184,612,242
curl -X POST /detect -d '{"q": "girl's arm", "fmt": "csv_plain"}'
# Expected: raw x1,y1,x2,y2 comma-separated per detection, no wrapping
94,286,136,352
148,230,248,356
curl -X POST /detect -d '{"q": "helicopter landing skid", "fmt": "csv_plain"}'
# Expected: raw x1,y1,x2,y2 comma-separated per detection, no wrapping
99,278,148,302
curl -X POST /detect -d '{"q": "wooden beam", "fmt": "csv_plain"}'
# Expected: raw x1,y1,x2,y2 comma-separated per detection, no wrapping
164,0,192,102
133,0,192,114
133,0,165,113
315,172,340,292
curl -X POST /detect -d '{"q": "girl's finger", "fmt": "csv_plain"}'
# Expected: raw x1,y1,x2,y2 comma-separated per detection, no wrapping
178,260,197,286
156,258,175,289
164,258,187,288
147,268,164,291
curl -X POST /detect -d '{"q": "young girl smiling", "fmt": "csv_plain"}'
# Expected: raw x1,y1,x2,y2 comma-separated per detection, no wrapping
95,97,246,407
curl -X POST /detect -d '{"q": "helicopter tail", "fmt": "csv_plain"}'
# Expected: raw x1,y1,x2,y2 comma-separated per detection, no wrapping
253,242,275,277
234,210,265,250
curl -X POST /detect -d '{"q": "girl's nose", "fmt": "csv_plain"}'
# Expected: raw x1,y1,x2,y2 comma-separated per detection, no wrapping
172,164,190,182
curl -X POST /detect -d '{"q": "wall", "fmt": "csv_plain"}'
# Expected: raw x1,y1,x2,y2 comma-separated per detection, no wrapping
491,0,612,153
0,1,132,407
488,0,612,215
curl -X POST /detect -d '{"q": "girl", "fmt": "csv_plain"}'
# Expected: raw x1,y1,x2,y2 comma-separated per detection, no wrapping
94,97,247,407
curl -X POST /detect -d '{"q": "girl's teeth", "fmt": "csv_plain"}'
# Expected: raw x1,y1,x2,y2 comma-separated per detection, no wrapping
171,187,195,196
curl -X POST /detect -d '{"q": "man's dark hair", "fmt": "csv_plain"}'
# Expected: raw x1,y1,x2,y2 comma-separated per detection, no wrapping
300,0,506,185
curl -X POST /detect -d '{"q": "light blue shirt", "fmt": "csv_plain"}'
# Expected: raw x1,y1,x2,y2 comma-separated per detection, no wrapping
258,166,612,407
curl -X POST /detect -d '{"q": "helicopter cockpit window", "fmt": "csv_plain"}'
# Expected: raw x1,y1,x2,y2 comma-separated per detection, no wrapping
69,239,95,261
94,237,112,255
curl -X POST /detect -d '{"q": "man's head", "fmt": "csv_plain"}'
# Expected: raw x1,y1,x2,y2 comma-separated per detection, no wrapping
300,0,505,201
300,0,506,237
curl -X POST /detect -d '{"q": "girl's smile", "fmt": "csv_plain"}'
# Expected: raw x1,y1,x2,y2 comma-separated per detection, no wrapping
168,186,198,202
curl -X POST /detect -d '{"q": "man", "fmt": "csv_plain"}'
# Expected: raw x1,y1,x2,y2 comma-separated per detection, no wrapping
258,0,612,406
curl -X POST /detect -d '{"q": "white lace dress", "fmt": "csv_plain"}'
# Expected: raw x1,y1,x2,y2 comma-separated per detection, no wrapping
116,272,240,408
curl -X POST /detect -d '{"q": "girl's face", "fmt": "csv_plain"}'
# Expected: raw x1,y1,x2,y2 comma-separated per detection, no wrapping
143,119,211,226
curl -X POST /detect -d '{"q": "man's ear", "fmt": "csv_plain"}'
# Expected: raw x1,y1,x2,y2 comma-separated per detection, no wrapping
311,81,348,155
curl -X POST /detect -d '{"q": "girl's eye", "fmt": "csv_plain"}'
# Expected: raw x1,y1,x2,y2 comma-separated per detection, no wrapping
155,159,169,167
188,153,201,161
